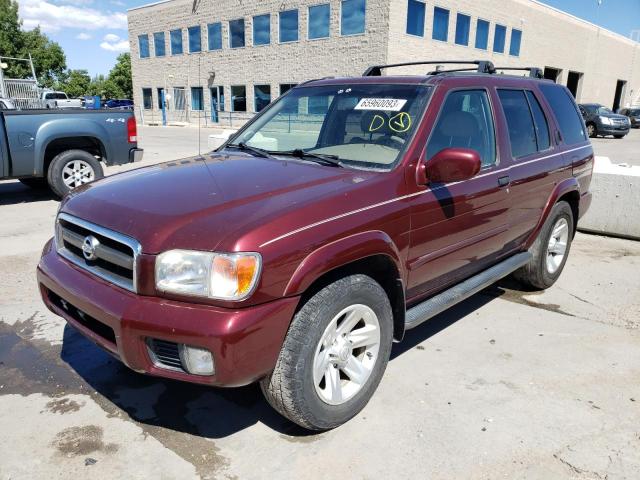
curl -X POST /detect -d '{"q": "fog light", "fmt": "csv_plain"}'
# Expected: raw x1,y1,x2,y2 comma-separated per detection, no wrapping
179,345,215,376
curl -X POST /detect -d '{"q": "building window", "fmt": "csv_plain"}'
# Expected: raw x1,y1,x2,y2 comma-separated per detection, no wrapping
231,86,246,111
157,87,165,109
280,83,296,95
406,0,425,36
255,84,271,112
341,0,365,35
211,86,224,112
279,9,299,42
188,26,201,53
253,14,270,46
455,13,470,46
432,7,449,42
208,22,222,50
229,19,245,48
309,4,330,39
170,29,183,55
138,35,150,58
475,19,489,49
153,32,165,57
173,87,186,110
142,88,152,109
191,87,204,111
493,24,506,53
509,28,522,56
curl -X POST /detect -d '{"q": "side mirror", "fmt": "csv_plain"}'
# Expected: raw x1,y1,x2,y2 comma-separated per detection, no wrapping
418,148,482,185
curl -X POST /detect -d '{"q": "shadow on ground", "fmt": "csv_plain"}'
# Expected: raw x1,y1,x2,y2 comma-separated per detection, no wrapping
0,181,56,206
59,284,509,438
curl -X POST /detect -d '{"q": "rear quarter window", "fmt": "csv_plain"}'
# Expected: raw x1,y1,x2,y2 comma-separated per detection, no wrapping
539,84,587,145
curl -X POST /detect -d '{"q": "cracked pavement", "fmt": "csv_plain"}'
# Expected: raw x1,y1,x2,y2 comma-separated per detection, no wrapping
0,126,639,479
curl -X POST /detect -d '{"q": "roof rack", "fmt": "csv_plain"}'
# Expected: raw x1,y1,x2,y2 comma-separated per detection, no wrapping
493,67,544,78
362,60,495,77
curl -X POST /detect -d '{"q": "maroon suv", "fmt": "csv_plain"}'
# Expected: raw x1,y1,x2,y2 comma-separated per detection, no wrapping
38,60,593,430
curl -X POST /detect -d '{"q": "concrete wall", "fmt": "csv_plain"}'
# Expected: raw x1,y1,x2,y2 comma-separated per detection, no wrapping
386,0,640,108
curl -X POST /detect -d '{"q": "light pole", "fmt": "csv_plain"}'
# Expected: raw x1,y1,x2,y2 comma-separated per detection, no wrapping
162,64,173,126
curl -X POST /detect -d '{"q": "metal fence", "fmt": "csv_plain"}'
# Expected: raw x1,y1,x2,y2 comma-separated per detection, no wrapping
2,78,45,109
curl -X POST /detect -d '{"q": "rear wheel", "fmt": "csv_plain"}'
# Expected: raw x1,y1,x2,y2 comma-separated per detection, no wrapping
47,149,103,198
513,201,574,290
260,274,393,430
586,123,597,138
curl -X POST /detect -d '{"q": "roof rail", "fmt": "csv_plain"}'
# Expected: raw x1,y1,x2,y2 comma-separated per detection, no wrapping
493,67,544,79
362,60,495,77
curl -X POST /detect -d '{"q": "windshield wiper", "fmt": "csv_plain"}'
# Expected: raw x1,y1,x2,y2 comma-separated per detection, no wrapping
273,149,343,168
226,142,276,159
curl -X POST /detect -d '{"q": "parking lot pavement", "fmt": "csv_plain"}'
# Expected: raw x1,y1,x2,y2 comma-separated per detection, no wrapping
0,126,639,479
590,127,640,166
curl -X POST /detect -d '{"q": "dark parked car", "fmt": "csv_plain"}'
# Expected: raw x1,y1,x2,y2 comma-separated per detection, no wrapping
105,99,134,110
618,107,640,128
578,103,630,138
38,60,593,430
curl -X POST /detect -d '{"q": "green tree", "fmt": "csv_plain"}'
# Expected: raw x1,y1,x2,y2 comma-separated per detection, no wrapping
59,69,91,98
107,53,132,99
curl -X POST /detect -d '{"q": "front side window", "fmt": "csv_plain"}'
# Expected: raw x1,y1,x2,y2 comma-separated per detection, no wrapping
208,22,222,50
309,4,330,39
540,84,587,145
230,19,245,48
497,89,537,158
138,34,150,58
432,7,449,41
279,9,299,42
154,32,165,56
253,14,271,45
406,0,425,36
191,87,204,110
493,24,506,53
510,29,522,56
254,84,271,112
170,29,183,55
455,13,470,46
341,0,366,35
188,26,201,53
231,85,247,111
475,19,489,49
232,84,431,170
427,89,496,167
142,88,152,109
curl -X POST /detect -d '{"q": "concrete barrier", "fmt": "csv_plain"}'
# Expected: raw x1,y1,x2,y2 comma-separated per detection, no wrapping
578,156,640,240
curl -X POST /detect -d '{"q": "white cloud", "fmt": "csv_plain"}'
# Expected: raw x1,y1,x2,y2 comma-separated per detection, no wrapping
18,0,127,32
100,33,129,52
75,32,92,40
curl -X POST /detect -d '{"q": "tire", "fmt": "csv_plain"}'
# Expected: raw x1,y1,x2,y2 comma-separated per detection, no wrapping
614,134,625,139
513,201,574,290
586,123,597,138
260,274,394,431
19,177,49,189
47,149,104,198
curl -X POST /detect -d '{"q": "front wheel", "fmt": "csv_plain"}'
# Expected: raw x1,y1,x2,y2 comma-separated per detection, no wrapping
614,134,625,139
586,123,597,138
260,274,393,430
47,149,104,198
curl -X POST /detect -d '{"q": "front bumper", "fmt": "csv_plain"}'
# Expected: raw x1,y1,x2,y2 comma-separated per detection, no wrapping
129,148,144,163
37,239,299,387
597,124,629,136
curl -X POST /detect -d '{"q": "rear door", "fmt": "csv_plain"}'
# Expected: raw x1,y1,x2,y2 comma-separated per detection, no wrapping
406,86,511,301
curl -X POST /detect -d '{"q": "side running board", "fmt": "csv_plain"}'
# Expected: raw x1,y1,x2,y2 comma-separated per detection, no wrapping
405,252,532,330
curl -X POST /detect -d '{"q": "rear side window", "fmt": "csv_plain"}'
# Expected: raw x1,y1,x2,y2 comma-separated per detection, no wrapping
497,90,537,158
427,89,496,167
526,91,550,151
539,84,587,145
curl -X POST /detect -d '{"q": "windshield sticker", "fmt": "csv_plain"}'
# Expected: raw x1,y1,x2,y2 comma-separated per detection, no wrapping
368,114,386,132
354,98,408,111
389,112,412,133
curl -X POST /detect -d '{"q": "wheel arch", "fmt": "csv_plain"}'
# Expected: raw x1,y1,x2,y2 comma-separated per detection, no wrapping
41,136,106,176
284,231,407,341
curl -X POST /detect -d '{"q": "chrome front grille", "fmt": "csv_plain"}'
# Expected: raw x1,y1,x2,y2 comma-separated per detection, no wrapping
56,213,141,292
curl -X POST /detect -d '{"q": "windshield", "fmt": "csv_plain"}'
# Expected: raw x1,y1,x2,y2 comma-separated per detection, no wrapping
228,84,431,170
629,109,640,116
596,106,613,115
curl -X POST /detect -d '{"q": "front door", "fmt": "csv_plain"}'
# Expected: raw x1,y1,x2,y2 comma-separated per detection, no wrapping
406,88,511,302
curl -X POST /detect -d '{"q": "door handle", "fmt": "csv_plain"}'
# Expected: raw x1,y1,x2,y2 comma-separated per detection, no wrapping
498,175,510,187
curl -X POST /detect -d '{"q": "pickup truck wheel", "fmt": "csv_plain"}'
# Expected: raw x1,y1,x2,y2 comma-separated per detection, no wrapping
513,201,574,290
260,274,393,430
47,149,104,198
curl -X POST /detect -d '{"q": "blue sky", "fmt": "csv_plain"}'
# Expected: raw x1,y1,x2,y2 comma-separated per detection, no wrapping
16,0,640,77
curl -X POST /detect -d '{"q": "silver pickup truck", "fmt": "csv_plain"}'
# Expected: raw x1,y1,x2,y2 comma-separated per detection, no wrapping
0,109,143,197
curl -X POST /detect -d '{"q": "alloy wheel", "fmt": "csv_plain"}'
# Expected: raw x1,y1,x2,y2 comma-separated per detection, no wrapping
62,160,95,189
546,217,569,274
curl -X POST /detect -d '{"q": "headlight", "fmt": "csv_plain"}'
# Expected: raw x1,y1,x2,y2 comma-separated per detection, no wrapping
600,116,612,125
155,250,261,300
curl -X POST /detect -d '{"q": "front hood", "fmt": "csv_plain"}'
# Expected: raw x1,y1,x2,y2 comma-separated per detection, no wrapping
61,152,374,253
